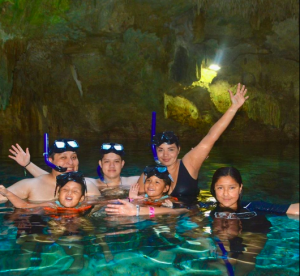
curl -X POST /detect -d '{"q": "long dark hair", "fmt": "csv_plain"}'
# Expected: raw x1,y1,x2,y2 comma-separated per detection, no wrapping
210,167,243,207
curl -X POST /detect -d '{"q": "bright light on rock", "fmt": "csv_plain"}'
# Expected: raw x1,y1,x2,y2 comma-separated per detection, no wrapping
208,64,221,71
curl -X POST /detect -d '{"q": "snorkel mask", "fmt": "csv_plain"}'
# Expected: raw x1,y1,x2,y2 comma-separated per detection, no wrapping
55,171,86,197
143,165,174,183
152,131,179,147
97,143,125,182
43,133,79,172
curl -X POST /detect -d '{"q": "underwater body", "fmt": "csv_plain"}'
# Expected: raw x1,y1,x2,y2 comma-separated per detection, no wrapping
0,137,299,276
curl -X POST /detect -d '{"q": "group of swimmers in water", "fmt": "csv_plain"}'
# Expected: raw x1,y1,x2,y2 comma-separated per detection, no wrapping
0,83,299,218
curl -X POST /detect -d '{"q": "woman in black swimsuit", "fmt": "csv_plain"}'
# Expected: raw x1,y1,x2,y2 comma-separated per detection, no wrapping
106,83,250,216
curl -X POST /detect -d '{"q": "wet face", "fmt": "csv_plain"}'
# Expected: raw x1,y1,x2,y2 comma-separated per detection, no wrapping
99,153,124,180
58,181,84,208
214,176,243,210
49,151,79,173
144,175,169,200
156,143,180,167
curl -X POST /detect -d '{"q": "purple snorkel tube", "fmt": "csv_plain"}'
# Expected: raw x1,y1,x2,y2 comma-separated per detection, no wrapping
43,133,67,172
97,165,105,182
151,111,161,164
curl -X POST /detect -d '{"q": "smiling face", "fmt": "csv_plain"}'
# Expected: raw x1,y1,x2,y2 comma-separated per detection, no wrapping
156,143,180,167
99,152,125,180
144,175,170,200
58,181,84,208
214,176,243,210
49,151,79,173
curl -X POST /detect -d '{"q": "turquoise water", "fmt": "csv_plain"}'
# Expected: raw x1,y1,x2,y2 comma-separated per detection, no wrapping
0,136,299,275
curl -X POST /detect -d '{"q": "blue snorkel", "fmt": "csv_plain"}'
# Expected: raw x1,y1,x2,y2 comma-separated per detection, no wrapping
97,165,105,182
43,133,67,172
151,111,161,164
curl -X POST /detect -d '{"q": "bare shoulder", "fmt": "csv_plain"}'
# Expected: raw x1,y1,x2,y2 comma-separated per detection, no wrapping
85,177,99,186
85,177,101,196
6,177,40,199
121,176,140,187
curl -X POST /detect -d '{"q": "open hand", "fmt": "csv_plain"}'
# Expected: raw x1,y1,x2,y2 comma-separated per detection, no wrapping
228,83,249,110
105,199,137,216
8,144,30,167
129,183,143,199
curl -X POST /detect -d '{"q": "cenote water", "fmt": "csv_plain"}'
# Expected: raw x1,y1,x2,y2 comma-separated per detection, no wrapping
0,136,299,276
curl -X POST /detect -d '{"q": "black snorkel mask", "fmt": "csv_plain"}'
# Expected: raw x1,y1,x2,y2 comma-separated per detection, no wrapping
143,165,174,183
152,131,179,147
43,133,79,172
97,143,125,182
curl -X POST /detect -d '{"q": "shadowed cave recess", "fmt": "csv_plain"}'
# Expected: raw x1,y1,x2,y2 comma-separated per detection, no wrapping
0,0,299,142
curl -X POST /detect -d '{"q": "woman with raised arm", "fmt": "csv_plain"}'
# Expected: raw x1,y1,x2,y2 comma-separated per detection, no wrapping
106,83,249,216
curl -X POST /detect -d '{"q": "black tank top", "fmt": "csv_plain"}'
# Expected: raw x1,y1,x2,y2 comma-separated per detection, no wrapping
170,160,199,204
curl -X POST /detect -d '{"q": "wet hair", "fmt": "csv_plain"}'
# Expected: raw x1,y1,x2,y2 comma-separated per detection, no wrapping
152,131,180,148
210,167,243,206
54,171,87,197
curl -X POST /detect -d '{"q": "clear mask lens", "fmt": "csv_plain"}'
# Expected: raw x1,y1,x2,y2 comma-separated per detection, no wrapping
55,141,66,148
67,141,79,148
114,144,123,151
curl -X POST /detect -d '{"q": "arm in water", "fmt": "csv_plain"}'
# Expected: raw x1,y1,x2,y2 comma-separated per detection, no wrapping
0,185,51,208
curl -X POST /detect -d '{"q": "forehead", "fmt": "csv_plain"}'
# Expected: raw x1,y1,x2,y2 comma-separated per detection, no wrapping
157,143,178,149
146,175,165,182
102,152,122,161
54,151,78,157
215,176,239,185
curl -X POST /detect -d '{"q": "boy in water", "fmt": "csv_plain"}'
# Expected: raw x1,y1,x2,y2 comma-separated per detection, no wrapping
128,165,177,207
0,172,89,210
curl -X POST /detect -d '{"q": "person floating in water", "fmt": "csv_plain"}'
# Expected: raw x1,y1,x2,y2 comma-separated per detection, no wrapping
1,139,100,202
0,171,92,213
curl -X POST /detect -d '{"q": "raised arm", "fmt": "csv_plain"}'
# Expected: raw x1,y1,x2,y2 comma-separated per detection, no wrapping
9,143,49,177
182,83,249,178
0,185,49,208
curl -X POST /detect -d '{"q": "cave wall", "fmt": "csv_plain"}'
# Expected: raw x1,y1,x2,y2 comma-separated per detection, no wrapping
0,0,299,141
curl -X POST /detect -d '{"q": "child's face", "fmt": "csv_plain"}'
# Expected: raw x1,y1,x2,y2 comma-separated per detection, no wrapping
145,175,169,200
58,181,84,208
214,176,243,209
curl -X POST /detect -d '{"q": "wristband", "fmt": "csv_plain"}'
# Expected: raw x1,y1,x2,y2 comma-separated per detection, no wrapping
23,161,31,177
149,206,155,217
24,161,31,168
136,205,140,216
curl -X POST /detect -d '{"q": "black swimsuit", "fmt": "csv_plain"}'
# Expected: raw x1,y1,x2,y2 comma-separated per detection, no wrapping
170,160,199,204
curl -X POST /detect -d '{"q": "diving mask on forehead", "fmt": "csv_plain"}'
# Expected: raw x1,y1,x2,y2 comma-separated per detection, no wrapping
152,131,179,146
100,143,125,155
55,171,87,196
143,165,174,182
49,139,79,155
44,133,79,172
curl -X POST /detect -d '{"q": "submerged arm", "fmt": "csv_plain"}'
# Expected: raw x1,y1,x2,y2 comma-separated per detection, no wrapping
183,83,249,178
9,143,49,177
